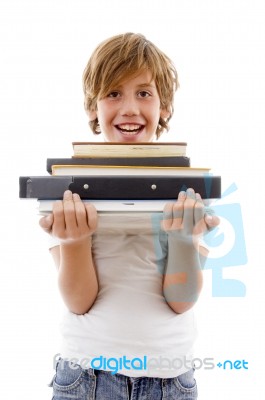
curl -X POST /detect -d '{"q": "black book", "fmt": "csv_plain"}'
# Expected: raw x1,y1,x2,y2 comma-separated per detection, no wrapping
19,175,221,200
46,156,190,174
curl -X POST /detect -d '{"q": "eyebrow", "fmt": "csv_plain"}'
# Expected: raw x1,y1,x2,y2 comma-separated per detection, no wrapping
137,83,156,88
110,82,156,91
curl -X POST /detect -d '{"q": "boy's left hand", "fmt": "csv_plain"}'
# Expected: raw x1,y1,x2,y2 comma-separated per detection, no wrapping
161,188,220,241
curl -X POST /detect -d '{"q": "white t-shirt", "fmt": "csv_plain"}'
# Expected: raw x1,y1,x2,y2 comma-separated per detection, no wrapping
50,213,197,378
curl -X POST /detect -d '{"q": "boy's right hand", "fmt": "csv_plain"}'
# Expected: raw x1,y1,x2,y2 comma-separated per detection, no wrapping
39,190,98,243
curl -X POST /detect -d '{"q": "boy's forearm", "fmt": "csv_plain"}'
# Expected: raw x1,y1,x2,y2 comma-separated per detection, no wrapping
58,237,98,315
163,237,203,314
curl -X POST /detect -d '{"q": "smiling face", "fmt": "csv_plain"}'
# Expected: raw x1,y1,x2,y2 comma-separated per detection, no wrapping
89,71,169,143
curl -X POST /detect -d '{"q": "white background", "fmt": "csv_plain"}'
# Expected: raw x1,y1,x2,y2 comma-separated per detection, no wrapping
1,0,264,398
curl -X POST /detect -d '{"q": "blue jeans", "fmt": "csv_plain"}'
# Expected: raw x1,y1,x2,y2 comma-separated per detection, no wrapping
49,358,198,399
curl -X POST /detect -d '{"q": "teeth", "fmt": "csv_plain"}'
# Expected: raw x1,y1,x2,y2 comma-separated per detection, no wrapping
118,124,141,131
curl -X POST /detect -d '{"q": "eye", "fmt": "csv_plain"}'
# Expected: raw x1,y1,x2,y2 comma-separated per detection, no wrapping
107,91,120,98
138,90,151,98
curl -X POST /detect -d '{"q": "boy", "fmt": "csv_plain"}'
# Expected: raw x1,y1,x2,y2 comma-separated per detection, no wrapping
40,33,219,400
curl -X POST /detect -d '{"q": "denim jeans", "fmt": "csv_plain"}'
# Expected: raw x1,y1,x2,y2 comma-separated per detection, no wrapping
49,358,198,399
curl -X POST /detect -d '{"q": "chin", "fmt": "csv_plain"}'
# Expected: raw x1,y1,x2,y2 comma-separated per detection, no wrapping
119,131,155,143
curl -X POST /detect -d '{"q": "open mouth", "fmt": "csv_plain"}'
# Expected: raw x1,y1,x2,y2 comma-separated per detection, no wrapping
115,124,144,135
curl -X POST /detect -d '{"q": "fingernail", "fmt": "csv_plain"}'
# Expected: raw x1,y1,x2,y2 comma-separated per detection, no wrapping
187,188,195,194
64,190,72,199
179,191,186,199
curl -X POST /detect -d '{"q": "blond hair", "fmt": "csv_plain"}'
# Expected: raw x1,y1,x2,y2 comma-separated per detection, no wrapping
83,33,179,139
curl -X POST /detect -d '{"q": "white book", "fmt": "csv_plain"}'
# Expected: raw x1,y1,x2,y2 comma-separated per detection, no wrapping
38,199,172,215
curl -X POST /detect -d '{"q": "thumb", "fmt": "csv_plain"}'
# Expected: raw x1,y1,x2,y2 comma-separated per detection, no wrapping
39,214,54,233
204,214,220,230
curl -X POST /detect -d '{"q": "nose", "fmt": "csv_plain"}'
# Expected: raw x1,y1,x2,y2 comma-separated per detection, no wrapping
119,94,139,116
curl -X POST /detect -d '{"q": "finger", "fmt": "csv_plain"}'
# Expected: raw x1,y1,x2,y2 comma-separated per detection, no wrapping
193,193,207,235
73,193,88,230
39,214,54,233
63,190,78,230
203,206,220,231
205,214,220,230
162,202,174,231
182,188,196,231
84,202,98,232
194,193,204,224
171,191,186,229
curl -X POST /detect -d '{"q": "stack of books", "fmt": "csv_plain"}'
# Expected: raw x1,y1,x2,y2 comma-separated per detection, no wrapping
19,141,221,213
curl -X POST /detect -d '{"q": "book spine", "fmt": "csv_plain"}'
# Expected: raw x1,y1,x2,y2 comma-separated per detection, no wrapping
46,157,190,174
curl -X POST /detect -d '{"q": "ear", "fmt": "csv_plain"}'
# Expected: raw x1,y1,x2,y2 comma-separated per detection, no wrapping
160,108,170,119
87,109,97,121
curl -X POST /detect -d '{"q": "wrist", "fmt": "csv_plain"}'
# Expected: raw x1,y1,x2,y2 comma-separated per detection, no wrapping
59,236,93,271
166,234,201,274
60,235,92,250
167,234,200,253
